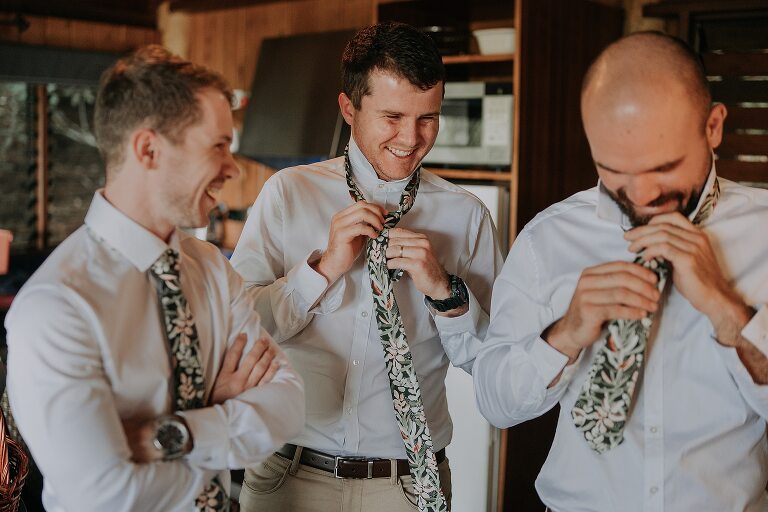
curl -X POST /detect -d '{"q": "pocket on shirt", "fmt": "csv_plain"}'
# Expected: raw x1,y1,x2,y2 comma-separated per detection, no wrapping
242,453,291,495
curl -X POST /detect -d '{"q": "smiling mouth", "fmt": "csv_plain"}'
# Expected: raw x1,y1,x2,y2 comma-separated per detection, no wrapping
205,185,222,199
386,146,415,158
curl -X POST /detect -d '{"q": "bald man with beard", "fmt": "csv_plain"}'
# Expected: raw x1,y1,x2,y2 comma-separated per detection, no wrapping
473,32,768,511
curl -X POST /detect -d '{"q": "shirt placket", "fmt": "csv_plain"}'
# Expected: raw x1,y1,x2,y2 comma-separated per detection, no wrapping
340,183,388,454
643,309,666,512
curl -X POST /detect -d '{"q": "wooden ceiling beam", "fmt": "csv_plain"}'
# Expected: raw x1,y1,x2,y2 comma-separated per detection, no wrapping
0,1,161,28
169,0,303,13
644,0,768,18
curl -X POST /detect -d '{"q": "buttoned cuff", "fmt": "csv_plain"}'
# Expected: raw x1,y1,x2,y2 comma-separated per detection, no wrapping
286,250,344,314
429,288,481,334
741,305,768,358
529,337,572,387
178,406,228,470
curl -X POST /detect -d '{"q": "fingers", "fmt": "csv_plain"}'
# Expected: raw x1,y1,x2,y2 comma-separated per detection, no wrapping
237,337,270,380
578,263,662,314
388,228,424,239
335,201,386,231
583,261,658,284
386,230,431,260
254,358,281,387
220,333,247,374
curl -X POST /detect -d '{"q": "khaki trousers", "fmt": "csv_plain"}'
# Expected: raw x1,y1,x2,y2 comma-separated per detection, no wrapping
239,448,452,512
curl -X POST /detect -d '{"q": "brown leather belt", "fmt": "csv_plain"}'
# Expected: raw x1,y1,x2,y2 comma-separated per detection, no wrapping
276,443,446,479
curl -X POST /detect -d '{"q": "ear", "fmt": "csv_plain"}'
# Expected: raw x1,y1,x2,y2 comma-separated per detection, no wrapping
705,103,727,150
130,128,160,170
338,92,356,126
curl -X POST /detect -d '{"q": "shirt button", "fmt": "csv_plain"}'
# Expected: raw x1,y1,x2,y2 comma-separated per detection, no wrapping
346,408,352,415
353,360,360,366
650,426,658,434
378,184,384,189
361,311,368,318
650,486,659,495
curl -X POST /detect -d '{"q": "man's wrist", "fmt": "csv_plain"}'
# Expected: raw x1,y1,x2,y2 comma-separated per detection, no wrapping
543,321,581,364
426,275,468,313
710,293,755,348
311,253,342,284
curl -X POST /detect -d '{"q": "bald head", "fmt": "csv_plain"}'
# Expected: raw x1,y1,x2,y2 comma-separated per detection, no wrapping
582,31,711,130
580,32,726,226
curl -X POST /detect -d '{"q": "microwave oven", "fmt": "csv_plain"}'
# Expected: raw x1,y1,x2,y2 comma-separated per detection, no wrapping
424,81,513,168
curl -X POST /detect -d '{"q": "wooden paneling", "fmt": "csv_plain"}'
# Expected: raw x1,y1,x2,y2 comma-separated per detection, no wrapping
181,0,373,91
718,133,768,157
710,79,768,103
0,0,160,28
703,51,768,75
716,159,768,182
725,106,768,131
170,0,301,11
0,15,159,52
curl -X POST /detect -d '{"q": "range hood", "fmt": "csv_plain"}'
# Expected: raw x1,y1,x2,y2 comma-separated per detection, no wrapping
237,30,355,168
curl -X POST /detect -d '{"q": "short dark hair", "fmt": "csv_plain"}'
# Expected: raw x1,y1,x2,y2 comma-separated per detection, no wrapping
582,31,712,126
94,45,232,173
342,22,445,110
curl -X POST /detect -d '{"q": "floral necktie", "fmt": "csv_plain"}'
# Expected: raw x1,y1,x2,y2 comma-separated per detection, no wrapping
150,249,229,512
345,149,447,512
571,178,720,453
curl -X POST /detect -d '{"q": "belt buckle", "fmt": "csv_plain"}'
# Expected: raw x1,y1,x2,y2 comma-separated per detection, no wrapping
334,457,375,479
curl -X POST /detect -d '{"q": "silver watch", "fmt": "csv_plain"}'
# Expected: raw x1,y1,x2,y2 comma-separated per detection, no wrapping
152,414,191,461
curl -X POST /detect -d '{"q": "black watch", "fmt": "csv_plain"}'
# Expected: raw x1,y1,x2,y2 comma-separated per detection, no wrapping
426,274,469,312
153,414,192,461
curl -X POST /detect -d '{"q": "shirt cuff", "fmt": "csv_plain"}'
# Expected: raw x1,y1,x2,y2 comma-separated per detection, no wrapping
429,288,481,334
741,305,768,358
178,406,228,469
529,337,571,387
285,250,344,314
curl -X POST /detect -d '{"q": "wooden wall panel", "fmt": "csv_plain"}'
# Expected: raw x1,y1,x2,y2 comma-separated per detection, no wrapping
0,15,159,52
179,0,374,91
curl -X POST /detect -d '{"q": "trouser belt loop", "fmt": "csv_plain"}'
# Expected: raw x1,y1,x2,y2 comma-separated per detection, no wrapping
289,445,303,476
390,459,398,486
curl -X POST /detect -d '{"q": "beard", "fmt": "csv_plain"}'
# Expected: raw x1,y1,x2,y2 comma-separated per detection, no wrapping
605,186,701,227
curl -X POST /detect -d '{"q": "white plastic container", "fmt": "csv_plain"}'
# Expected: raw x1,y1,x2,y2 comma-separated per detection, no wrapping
473,28,516,55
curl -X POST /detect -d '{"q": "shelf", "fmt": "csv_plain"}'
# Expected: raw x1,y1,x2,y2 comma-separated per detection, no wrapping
425,168,512,182
442,53,514,65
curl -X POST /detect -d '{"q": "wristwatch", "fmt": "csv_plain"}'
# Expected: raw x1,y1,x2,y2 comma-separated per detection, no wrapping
152,414,192,461
425,274,469,312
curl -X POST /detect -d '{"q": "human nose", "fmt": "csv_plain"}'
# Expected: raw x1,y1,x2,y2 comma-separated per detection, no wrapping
625,175,662,207
398,119,419,147
222,150,240,181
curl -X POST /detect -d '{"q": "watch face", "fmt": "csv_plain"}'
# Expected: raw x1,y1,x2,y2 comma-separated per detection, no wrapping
154,416,189,460
157,423,185,450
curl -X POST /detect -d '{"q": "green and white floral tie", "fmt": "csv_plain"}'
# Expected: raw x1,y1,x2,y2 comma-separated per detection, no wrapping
345,149,447,512
571,179,720,453
150,249,229,512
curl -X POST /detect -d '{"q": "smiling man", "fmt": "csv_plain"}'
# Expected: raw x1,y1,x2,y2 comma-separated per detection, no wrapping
473,32,768,511
231,22,503,512
5,46,305,512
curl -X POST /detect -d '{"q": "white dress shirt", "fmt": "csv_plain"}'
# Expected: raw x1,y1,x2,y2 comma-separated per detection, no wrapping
5,192,305,512
230,138,504,459
474,170,768,512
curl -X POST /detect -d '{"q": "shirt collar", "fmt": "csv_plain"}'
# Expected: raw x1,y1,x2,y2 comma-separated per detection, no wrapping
596,158,718,229
347,136,416,193
84,190,181,272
